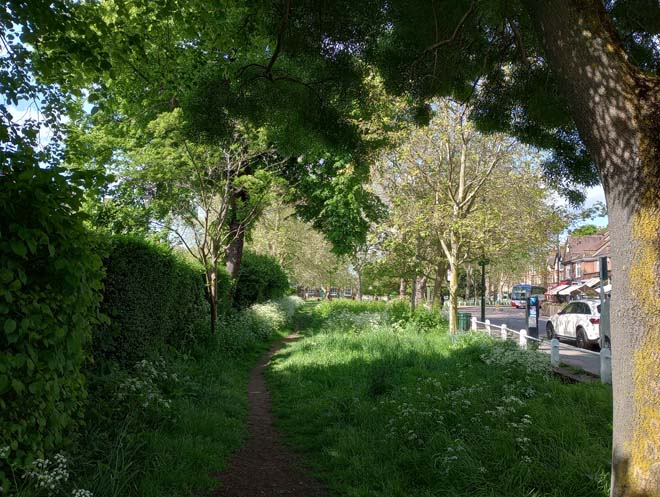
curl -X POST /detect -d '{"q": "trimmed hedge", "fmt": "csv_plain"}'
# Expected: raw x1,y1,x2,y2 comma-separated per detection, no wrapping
233,251,290,309
93,236,211,366
0,167,103,484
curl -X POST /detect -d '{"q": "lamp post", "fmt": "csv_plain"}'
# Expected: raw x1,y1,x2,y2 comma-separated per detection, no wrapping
478,256,490,322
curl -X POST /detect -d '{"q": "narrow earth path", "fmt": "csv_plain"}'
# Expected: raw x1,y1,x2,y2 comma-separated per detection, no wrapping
214,332,325,497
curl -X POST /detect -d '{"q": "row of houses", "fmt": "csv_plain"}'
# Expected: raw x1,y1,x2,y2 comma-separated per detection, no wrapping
525,230,612,295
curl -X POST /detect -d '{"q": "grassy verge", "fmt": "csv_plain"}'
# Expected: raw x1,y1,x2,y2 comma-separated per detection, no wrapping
267,302,613,497
14,297,303,497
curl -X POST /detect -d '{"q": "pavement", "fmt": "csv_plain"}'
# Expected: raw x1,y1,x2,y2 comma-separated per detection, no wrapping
458,305,602,376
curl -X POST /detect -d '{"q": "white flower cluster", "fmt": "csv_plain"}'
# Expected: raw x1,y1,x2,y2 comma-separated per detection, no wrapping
72,489,94,497
23,453,69,493
0,445,9,459
323,310,388,334
220,296,305,353
115,358,176,411
479,340,551,377
273,295,305,318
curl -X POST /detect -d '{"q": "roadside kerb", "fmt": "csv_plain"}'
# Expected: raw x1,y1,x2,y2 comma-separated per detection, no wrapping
470,317,611,384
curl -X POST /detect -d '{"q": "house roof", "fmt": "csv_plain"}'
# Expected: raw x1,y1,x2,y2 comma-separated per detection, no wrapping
562,232,609,262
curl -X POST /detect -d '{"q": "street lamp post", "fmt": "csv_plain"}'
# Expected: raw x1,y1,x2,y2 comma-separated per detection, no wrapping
478,257,490,322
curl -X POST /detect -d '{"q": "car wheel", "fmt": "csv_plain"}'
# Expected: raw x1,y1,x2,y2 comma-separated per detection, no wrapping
576,327,589,349
546,322,555,340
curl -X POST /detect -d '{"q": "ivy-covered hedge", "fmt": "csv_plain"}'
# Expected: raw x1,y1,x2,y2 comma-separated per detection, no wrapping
0,167,103,484
93,236,211,366
233,251,290,309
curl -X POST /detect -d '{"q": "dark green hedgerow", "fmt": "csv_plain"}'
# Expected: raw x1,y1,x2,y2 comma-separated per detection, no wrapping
93,236,211,367
0,167,104,489
232,250,290,309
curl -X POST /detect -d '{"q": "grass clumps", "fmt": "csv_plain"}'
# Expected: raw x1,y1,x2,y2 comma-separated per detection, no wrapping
14,296,304,497
268,301,613,497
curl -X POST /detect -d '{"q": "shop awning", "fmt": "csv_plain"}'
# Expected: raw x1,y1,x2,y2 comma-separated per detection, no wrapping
546,284,569,295
582,277,600,288
603,284,612,294
558,284,597,296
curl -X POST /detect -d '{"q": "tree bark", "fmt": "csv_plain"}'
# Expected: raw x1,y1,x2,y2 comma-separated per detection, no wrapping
357,271,363,301
417,274,428,304
225,218,245,279
399,278,407,298
523,2,660,495
448,255,459,334
410,274,417,310
206,267,218,334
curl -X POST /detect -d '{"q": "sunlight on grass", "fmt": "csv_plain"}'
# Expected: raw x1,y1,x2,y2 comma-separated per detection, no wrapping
268,302,612,497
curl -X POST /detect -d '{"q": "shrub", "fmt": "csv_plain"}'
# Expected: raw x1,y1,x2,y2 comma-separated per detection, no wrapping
93,236,211,366
0,167,103,485
314,299,446,332
232,251,289,309
218,296,304,355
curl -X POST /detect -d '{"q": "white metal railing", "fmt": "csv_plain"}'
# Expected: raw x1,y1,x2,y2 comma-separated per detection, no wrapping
469,316,611,384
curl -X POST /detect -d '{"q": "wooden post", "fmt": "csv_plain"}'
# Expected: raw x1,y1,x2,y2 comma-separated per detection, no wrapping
485,319,491,336
519,329,527,349
471,316,477,331
500,323,507,341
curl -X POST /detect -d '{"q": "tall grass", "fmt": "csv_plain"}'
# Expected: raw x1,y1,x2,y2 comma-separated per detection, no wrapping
267,302,612,497
13,296,304,497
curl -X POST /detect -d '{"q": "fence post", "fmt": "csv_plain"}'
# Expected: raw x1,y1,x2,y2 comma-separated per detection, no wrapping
600,346,612,384
519,329,527,349
550,338,560,367
500,324,507,340
471,316,477,331
485,319,491,336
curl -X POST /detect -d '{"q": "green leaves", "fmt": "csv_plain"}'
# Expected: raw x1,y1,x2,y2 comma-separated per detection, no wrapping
0,165,103,480
3,319,16,334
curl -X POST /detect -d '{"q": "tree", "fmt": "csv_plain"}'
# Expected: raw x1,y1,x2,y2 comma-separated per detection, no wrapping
378,100,539,332
248,195,352,291
68,108,278,332
570,224,601,236
260,4,657,492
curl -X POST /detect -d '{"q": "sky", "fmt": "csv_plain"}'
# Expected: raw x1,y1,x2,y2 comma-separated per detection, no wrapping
582,185,608,227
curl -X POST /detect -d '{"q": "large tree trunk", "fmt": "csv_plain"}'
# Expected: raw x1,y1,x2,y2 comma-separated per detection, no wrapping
523,2,660,495
225,219,246,279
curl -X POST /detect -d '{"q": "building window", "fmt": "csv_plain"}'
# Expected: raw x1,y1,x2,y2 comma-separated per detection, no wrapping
576,262,582,278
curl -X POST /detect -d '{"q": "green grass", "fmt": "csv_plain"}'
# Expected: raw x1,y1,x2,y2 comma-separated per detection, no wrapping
138,329,289,497
267,303,613,497
61,329,289,497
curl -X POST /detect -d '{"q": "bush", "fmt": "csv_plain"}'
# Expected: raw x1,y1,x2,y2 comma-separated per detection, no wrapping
232,251,289,309
0,167,103,485
218,296,304,355
315,299,446,332
93,236,211,366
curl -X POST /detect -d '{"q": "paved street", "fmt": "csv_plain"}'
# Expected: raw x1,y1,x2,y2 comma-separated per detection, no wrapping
458,305,601,376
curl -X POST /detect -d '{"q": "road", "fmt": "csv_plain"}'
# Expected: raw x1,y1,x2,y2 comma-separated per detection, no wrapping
458,305,601,376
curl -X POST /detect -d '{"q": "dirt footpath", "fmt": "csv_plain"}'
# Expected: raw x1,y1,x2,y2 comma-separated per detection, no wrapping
214,333,325,497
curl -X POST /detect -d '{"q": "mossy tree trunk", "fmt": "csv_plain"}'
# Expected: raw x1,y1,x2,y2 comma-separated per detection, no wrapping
523,1,660,494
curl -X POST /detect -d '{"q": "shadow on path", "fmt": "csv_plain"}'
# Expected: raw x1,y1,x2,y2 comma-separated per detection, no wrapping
214,332,325,497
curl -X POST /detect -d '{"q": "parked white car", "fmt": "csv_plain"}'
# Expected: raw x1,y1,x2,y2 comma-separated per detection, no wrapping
546,299,601,349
